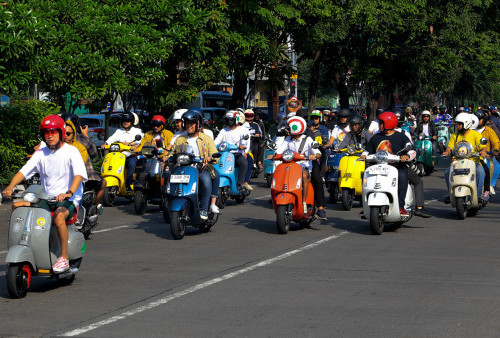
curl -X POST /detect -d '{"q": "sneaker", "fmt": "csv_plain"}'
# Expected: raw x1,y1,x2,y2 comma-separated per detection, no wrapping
399,207,409,217
490,186,496,195
480,191,490,202
97,203,104,215
200,210,208,220
243,183,254,191
444,196,450,204
414,207,432,218
316,209,327,220
52,257,69,273
209,204,220,214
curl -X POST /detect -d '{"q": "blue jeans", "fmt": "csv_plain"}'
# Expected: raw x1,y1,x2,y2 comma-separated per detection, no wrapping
445,162,485,197
234,153,248,185
125,156,138,188
491,157,500,187
198,169,220,211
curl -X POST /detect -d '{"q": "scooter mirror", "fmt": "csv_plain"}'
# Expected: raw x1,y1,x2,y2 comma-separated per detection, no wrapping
212,153,222,158
404,142,413,150
135,134,142,141
356,143,363,150
311,141,320,149
480,137,488,145
241,134,249,140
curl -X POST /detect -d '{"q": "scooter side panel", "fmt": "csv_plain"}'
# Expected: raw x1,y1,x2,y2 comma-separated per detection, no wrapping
219,176,231,188
5,245,36,267
67,226,85,260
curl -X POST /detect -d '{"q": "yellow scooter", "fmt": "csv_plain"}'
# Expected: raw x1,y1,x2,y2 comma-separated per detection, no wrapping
337,144,365,210
101,136,141,206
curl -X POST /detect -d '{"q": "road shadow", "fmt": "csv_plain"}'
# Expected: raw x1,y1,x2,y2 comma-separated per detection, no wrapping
0,273,76,300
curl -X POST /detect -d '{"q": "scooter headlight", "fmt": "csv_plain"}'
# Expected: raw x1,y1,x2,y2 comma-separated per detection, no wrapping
23,192,39,203
453,142,472,159
375,151,388,163
218,142,228,152
282,149,295,162
177,154,191,165
110,144,120,152
348,144,356,155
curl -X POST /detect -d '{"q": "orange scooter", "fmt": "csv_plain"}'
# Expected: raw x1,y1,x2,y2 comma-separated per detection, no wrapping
271,150,316,234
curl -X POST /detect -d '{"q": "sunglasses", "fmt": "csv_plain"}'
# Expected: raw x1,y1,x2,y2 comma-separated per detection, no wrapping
152,123,163,127
66,131,74,136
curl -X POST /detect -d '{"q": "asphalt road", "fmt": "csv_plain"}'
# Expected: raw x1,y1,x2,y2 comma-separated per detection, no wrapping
2,160,500,337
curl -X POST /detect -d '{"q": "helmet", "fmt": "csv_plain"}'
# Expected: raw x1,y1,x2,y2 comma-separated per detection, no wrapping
172,109,188,121
378,112,398,130
287,116,307,135
439,105,447,112
464,107,470,112
455,112,473,129
151,115,166,127
475,110,487,121
236,108,244,113
286,112,296,118
350,114,363,128
236,111,245,125
40,115,65,141
224,110,238,127
181,110,202,130
131,112,139,126
59,113,82,134
376,107,385,118
459,107,466,112
470,114,479,130
405,107,413,114
310,110,322,119
421,110,431,117
121,112,134,123
338,109,350,118
244,109,255,119
322,109,331,116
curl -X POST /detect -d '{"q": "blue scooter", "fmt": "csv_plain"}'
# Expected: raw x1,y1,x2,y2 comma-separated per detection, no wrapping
215,141,251,208
325,145,347,204
164,145,220,240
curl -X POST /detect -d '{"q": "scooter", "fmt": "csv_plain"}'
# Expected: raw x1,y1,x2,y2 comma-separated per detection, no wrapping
337,144,365,210
164,144,220,239
362,149,415,235
414,133,436,176
215,141,251,208
101,135,142,206
76,181,102,239
133,140,165,215
271,150,316,234
325,145,347,204
4,186,86,298
447,139,488,219
436,121,450,153
263,135,278,188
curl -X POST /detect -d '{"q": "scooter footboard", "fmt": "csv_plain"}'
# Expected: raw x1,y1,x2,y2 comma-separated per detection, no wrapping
5,245,36,268
367,192,390,206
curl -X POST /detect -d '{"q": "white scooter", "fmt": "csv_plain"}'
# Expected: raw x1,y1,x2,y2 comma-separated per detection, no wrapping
3,185,86,298
362,150,415,235
446,139,488,219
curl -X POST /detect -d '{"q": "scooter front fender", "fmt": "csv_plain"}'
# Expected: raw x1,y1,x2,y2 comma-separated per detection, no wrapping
367,192,390,207
169,198,190,212
219,176,231,189
104,176,120,188
273,192,296,210
5,245,36,268
454,186,472,198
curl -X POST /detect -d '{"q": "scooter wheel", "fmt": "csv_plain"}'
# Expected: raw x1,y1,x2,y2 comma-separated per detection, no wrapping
276,205,290,234
370,206,384,235
7,263,31,298
341,189,353,211
170,211,185,240
103,187,116,207
456,197,467,220
134,190,147,215
265,175,272,188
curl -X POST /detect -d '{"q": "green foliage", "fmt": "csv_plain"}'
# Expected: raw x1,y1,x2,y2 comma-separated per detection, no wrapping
0,100,60,185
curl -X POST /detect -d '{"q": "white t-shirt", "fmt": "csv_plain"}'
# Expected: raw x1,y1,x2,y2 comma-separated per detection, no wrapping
214,127,249,154
276,135,320,171
170,130,187,145
329,125,350,143
105,127,144,156
202,128,214,140
20,143,88,206
422,124,429,137
368,120,380,134
187,136,200,157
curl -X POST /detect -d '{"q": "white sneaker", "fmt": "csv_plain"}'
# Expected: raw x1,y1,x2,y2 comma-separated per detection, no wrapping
209,204,220,214
490,186,496,195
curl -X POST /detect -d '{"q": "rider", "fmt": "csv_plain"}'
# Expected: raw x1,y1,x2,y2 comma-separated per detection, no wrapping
238,111,254,190
323,108,351,148
434,105,453,127
368,108,385,134
244,109,263,171
275,116,325,219
254,111,267,170
214,110,251,191
103,112,144,192
2,115,88,273
133,115,173,155
416,110,438,156
474,110,500,194
170,111,220,219
404,106,417,131
338,114,372,149
361,112,412,216
442,113,487,203
309,110,330,140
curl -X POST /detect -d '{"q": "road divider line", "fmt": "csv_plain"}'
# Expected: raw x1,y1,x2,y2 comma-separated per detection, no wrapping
92,225,131,233
0,250,7,255
62,231,348,337
246,194,271,202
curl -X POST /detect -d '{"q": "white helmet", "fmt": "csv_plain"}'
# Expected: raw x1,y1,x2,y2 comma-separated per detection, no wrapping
236,111,245,125
470,114,479,130
421,110,431,117
172,109,188,121
131,112,140,126
455,112,473,129
287,116,307,135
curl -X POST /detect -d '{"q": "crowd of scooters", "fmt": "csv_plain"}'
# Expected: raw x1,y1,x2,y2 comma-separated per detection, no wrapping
1,102,499,298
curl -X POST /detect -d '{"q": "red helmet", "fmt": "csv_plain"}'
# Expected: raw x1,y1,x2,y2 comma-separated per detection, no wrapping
40,115,65,139
378,112,398,130
152,115,166,124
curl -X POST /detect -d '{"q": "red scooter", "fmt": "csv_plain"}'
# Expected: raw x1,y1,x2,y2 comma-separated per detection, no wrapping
271,150,316,234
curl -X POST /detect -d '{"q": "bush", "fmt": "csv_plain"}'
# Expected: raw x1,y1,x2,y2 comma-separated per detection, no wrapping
0,100,60,185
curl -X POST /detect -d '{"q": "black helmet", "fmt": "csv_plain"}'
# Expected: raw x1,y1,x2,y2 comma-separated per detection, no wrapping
338,109,350,118
121,112,134,123
59,113,82,134
475,110,487,121
376,107,384,118
350,114,363,128
392,108,404,121
181,110,202,130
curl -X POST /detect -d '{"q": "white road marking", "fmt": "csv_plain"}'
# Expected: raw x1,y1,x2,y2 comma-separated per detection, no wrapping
0,250,7,255
246,194,271,202
92,225,131,233
62,231,349,337
424,198,439,205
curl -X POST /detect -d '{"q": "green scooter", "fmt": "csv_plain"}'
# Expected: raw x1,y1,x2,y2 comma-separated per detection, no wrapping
414,133,436,176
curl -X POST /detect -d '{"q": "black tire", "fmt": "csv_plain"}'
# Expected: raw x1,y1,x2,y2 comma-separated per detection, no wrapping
161,199,171,224
235,195,246,204
82,229,91,240
341,189,353,211
102,186,116,207
266,175,273,188
134,190,147,215
370,206,384,235
169,211,186,239
217,188,228,209
329,185,338,204
456,196,467,220
417,163,425,177
7,263,31,298
276,205,290,234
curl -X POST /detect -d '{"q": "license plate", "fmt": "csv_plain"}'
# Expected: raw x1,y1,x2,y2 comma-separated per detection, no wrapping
170,175,190,183
370,166,388,175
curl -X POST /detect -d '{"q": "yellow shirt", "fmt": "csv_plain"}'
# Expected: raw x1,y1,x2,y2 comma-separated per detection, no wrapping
135,129,173,154
447,129,485,163
478,126,500,152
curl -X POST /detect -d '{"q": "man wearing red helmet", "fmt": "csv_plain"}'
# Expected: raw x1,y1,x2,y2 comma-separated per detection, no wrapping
133,115,173,157
2,115,88,273
361,112,412,216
